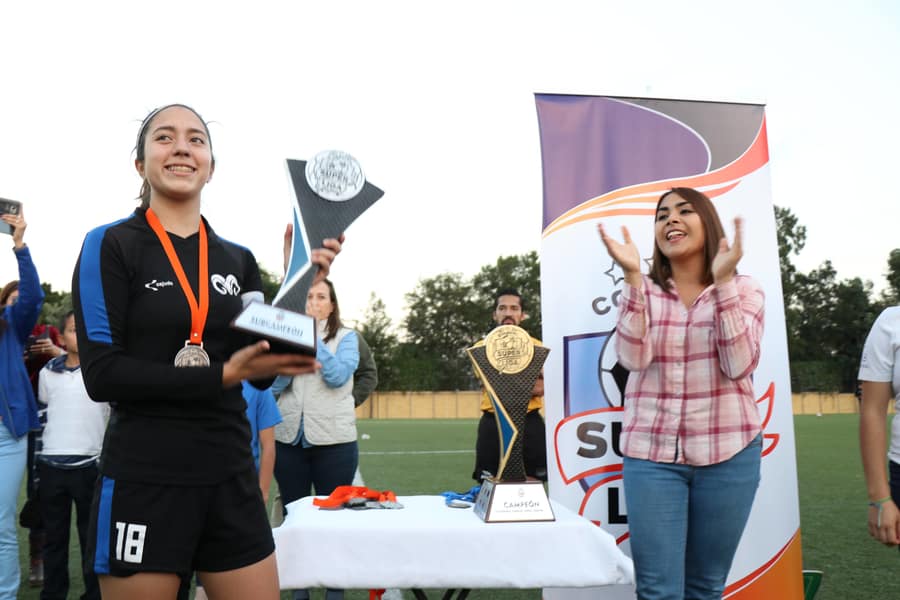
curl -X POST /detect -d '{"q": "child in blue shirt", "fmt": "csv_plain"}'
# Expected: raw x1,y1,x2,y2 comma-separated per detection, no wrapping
241,381,283,504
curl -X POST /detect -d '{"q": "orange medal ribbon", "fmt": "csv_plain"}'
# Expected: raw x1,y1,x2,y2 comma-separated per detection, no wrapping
145,208,209,349
312,485,400,508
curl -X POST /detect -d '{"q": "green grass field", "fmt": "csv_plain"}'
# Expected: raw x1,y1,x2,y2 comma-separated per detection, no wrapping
15,415,899,599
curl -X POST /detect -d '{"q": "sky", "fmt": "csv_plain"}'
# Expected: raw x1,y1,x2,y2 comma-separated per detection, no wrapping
1,1,898,329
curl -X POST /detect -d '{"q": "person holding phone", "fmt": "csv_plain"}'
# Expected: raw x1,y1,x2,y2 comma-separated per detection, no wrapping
21,321,64,589
73,104,341,600
0,208,45,599
0,200,23,236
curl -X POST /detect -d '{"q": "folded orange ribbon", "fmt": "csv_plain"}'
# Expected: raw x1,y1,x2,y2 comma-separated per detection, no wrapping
313,485,399,508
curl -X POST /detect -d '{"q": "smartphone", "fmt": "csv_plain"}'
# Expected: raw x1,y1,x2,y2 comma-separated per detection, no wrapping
24,329,50,360
0,198,22,236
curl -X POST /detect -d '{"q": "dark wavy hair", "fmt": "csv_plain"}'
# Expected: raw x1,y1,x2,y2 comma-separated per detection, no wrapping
648,187,726,291
134,104,215,208
0,280,17,336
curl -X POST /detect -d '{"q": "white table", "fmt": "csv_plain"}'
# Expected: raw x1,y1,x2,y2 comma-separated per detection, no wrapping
274,495,633,593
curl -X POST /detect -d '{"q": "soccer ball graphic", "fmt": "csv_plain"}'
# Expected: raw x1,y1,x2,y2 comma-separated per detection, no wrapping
597,330,627,408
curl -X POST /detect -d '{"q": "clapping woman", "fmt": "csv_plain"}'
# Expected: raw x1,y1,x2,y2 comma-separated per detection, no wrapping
598,187,765,600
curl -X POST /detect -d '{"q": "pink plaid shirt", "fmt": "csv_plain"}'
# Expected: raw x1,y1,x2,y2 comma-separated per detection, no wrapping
616,274,764,465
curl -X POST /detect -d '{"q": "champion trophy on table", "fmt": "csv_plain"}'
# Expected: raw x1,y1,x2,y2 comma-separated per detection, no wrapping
232,151,383,351
468,325,554,522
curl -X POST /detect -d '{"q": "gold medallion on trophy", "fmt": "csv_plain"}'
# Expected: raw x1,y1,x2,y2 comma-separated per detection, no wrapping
485,325,535,375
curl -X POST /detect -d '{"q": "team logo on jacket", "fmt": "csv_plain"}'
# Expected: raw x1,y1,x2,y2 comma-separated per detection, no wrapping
211,274,241,296
144,280,174,292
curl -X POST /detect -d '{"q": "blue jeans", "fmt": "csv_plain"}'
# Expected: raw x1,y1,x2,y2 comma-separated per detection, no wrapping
0,424,26,600
623,435,761,600
274,440,358,506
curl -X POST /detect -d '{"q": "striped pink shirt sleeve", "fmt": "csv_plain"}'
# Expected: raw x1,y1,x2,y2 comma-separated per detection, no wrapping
615,274,765,465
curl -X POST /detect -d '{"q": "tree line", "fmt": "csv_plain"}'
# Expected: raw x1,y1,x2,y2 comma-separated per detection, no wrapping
776,206,898,393
29,208,895,394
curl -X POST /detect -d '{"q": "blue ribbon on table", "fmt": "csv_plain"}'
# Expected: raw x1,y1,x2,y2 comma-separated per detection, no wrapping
440,485,481,507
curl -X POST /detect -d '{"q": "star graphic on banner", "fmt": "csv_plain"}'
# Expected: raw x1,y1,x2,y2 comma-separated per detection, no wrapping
604,262,625,285
604,257,654,286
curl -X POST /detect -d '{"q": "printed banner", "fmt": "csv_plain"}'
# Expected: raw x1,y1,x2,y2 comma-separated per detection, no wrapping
536,94,803,599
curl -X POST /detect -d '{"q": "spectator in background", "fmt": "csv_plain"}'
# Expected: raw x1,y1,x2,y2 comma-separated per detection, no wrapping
273,278,359,600
859,308,900,546
352,333,378,409
25,323,65,392
36,311,108,600
471,288,547,482
0,208,44,600
22,320,64,588
241,381,283,504
270,330,378,515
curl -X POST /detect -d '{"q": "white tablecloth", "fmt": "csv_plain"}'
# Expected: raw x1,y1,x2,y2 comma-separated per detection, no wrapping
274,495,633,590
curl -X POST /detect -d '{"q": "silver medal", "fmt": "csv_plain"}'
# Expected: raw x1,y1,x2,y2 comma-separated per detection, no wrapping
174,342,210,368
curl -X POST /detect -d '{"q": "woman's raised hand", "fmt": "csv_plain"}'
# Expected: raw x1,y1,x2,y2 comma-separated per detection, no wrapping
712,217,743,284
282,222,344,283
598,223,641,278
311,234,343,283
2,208,27,249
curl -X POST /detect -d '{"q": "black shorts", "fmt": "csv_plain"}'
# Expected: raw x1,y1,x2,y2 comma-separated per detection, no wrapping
87,467,273,577
472,410,547,482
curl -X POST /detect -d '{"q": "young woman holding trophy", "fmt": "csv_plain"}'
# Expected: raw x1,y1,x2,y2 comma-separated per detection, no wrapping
72,104,342,600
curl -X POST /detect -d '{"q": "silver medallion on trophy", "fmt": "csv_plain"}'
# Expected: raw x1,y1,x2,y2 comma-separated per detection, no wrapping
232,150,383,353
468,325,554,522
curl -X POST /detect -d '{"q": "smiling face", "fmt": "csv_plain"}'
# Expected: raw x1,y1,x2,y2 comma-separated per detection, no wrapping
654,192,706,262
135,105,214,205
648,188,728,289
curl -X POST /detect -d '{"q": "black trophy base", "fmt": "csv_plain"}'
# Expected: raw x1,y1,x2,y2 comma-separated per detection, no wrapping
473,478,555,523
264,337,316,357
230,301,317,356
